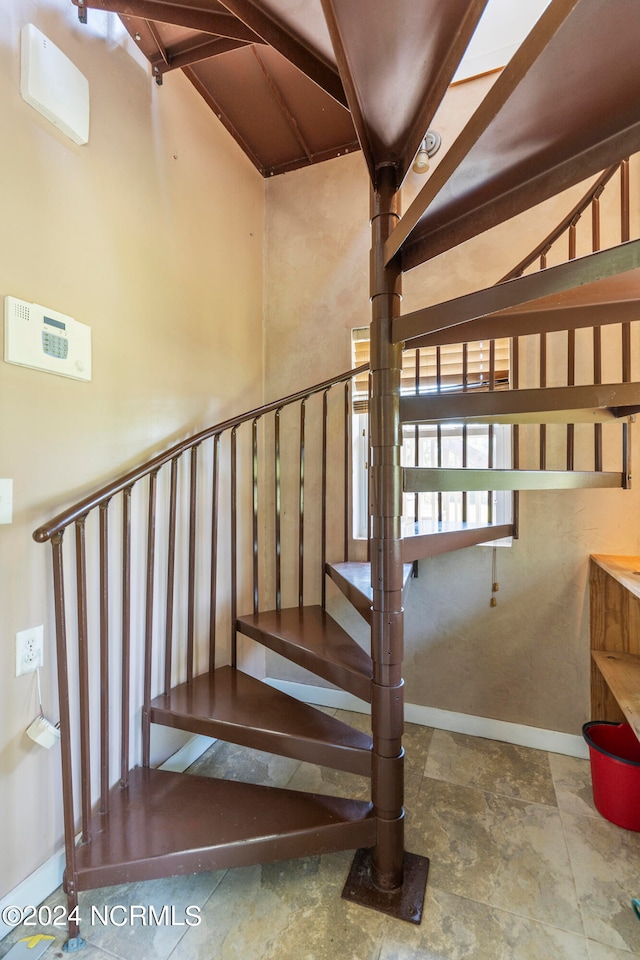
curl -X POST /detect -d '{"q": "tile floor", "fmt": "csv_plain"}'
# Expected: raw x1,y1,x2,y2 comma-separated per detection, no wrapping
2,713,640,960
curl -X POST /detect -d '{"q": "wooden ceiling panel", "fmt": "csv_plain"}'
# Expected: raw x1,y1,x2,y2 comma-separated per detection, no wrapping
188,45,356,175
72,0,639,213
256,0,336,66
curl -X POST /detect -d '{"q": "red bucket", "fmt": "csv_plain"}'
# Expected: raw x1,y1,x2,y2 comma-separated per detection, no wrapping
583,721,640,831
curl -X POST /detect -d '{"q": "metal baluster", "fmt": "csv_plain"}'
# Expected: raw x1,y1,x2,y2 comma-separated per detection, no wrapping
367,372,372,560
299,399,306,607
274,409,282,612
539,331,547,470
209,436,220,672
121,487,132,787
623,412,632,490
621,158,630,243
511,336,520,539
164,458,178,696
344,381,350,561
252,419,260,616
74,517,91,841
321,389,329,609
231,426,238,667
142,470,158,768
51,532,81,942
620,160,631,490
436,345,442,522
187,446,198,682
414,349,420,532
539,250,548,474
567,345,576,471
99,501,110,814
462,343,468,523
488,341,496,524
592,191,603,471
566,220,578,470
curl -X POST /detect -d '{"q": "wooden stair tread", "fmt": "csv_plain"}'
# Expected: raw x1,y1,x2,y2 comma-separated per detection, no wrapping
400,519,513,562
150,666,371,775
326,561,414,625
236,605,373,703
74,767,376,889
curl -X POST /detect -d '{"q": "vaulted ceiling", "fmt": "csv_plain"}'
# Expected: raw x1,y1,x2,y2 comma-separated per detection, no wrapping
73,0,640,282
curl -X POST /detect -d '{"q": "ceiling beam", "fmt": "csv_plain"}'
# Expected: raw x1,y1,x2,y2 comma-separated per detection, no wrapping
319,0,376,183
72,0,265,41
217,0,348,108
393,240,640,345
152,36,248,76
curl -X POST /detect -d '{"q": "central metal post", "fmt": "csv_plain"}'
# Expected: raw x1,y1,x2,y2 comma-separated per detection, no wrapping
369,167,405,889
342,166,429,922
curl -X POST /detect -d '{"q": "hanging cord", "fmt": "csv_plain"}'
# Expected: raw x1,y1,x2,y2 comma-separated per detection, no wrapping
36,667,44,718
490,546,499,607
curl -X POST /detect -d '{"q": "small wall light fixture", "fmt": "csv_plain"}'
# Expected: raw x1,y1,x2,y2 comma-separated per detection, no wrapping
412,130,441,174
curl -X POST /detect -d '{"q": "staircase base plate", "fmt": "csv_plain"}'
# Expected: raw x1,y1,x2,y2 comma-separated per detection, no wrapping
341,847,429,924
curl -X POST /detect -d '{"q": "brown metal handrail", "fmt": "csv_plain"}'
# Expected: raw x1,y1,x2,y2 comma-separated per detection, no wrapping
33,363,368,544
36,359,367,943
499,159,629,282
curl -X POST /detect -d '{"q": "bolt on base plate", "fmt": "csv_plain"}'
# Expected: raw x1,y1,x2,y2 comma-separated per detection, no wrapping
341,847,430,924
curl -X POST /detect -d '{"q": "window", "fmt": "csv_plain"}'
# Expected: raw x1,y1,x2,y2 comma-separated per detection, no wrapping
351,328,513,541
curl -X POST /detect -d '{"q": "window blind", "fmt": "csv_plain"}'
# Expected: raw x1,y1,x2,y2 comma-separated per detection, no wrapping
352,328,510,412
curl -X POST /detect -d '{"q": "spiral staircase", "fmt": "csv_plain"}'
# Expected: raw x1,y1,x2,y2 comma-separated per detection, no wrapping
36,0,640,946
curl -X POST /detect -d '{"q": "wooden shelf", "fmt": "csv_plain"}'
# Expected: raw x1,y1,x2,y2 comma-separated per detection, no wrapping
590,556,640,739
591,555,640,602
591,650,640,741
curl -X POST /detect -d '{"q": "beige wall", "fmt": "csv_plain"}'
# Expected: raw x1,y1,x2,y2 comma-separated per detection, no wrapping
0,0,264,897
264,77,640,733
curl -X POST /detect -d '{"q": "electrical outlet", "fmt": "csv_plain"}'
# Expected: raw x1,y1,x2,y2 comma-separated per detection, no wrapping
16,625,44,676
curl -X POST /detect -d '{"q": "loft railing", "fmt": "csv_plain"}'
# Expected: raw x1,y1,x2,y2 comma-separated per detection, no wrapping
33,364,365,883
504,158,634,482
499,159,630,283
396,158,637,538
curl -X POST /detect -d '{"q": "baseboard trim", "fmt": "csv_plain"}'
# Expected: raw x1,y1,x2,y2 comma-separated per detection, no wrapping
157,734,215,773
0,847,67,942
263,677,589,760
0,734,215,942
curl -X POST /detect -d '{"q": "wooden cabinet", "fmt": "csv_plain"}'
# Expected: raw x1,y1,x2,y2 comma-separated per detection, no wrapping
590,555,640,740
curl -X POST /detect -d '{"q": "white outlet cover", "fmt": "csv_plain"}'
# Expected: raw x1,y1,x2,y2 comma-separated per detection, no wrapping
16,624,44,676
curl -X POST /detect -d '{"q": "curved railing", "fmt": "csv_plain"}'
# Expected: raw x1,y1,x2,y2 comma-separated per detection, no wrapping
35,361,366,875
499,159,629,282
